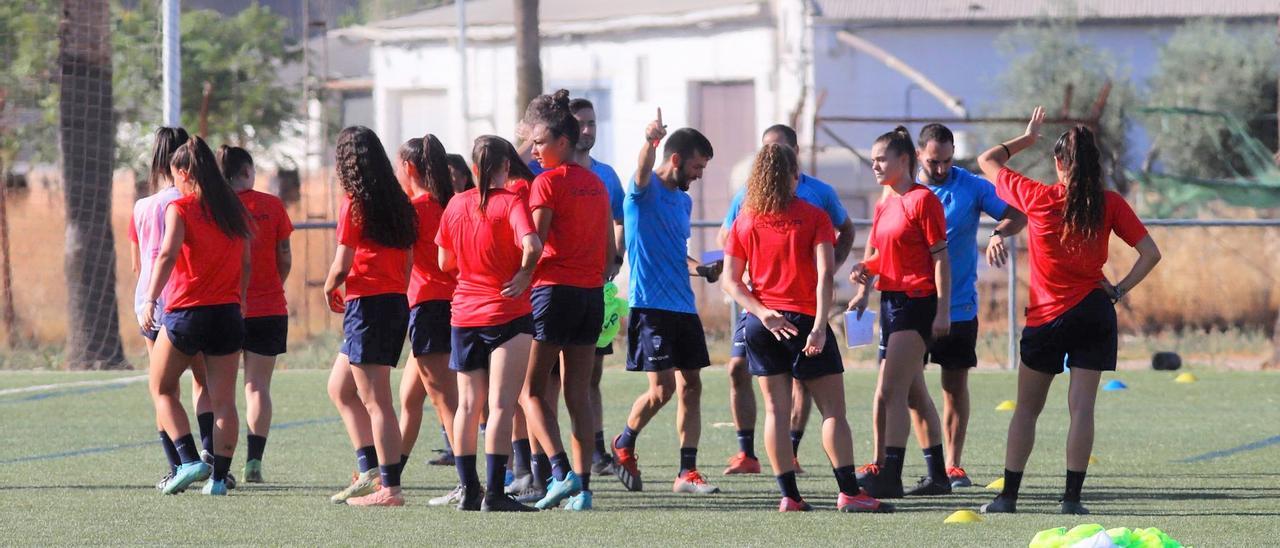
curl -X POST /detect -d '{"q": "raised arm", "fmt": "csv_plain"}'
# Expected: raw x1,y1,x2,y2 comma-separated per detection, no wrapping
978,106,1045,182
634,108,666,190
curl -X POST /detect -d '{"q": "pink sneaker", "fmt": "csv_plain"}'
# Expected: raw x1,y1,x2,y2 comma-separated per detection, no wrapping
778,496,812,512
838,490,894,513
347,488,405,507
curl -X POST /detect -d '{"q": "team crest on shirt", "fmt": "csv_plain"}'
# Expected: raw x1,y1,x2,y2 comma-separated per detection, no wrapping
651,335,663,350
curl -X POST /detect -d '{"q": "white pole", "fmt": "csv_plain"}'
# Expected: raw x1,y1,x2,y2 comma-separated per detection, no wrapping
161,0,180,126
456,0,469,139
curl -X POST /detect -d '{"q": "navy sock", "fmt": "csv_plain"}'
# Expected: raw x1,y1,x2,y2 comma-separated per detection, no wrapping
356,445,378,474
159,431,181,471
776,471,801,500
532,453,550,488
512,439,532,476
678,447,698,476
212,454,232,482
593,431,609,462
1001,469,1024,500
790,430,804,454
197,412,215,454
834,465,859,496
174,434,201,464
581,471,592,491
923,444,947,483
884,446,906,480
485,454,509,497
440,426,454,457
456,455,480,499
247,434,267,462
736,429,756,459
1064,469,1086,503
399,454,410,473
550,452,571,482
616,426,638,450
479,423,487,437
380,461,402,488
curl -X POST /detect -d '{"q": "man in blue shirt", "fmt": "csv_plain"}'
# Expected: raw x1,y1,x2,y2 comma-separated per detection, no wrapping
899,123,1026,496
610,111,721,496
716,124,858,476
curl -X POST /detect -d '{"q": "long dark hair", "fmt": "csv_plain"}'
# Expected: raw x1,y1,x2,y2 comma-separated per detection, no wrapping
335,126,417,249
874,125,917,182
148,127,189,192
1054,125,1105,243
522,89,580,147
502,139,537,182
745,144,798,216
471,135,513,211
216,145,253,185
446,154,475,191
398,133,454,208
170,137,252,239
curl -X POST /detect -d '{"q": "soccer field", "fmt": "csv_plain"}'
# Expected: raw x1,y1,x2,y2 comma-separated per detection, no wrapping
2,368,1278,546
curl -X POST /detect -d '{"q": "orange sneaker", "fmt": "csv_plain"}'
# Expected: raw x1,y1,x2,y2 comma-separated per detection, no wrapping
611,435,643,492
778,496,812,512
856,462,879,482
346,488,404,507
723,452,762,475
673,469,721,494
838,490,894,513
947,466,973,488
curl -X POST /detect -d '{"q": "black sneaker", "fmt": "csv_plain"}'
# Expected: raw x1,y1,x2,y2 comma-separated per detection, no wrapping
980,495,1017,514
1060,500,1090,515
456,489,482,511
905,475,953,496
859,468,904,499
591,455,616,476
482,493,538,512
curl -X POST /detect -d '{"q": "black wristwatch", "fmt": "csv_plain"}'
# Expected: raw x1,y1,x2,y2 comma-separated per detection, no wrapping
614,255,624,266
990,228,1003,239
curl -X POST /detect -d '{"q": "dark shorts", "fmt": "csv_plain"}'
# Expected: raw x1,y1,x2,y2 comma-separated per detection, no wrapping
141,326,159,342
163,303,244,357
1021,289,1117,375
340,293,409,367
532,285,605,347
730,311,747,359
743,312,844,380
926,319,978,370
409,300,452,357
596,342,613,356
626,308,711,373
877,292,938,360
243,315,288,356
450,315,535,372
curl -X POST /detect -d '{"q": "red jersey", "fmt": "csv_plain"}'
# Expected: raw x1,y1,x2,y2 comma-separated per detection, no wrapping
725,200,836,316
435,188,538,327
164,194,247,311
527,163,609,289
408,193,457,306
869,184,948,296
996,168,1148,327
337,197,410,300
507,179,531,204
238,189,293,318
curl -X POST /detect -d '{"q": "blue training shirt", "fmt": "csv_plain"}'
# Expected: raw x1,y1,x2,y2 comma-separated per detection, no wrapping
625,172,695,314
529,158,624,222
722,173,848,229
922,166,1009,322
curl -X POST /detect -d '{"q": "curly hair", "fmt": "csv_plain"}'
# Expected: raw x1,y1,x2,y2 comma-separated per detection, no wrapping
335,126,417,249
522,89,579,147
170,137,252,239
1054,125,1105,243
744,143,799,216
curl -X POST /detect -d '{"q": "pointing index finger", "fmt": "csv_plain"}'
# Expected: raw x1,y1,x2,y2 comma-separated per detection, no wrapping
657,107,663,125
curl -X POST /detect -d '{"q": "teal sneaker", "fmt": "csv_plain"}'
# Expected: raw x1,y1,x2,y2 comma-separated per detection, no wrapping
534,471,582,510
164,461,211,495
565,490,593,511
202,479,228,496
244,459,263,483
197,451,214,482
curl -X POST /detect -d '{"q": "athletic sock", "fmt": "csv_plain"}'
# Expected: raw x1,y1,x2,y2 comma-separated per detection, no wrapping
212,454,232,482
440,426,454,458
399,454,410,473
380,461,402,488
593,431,609,462
1063,469,1086,503
456,455,480,499
247,434,267,462
512,439,532,476
923,444,947,483
197,412,215,454
485,454,509,497
678,447,698,476
790,430,805,454
550,452,571,482
159,431,181,471
884,446,906,481
776,471,801,500
1000,469,1024,500
581,471,592,492
736,429,756,459
616,425,639,450
833,465,859,496
532,453,550,488
174,434,201,464
356,445,378,474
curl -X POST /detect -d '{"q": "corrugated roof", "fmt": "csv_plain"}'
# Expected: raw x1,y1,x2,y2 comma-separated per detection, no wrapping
814,0,1280,22
376,0,763,29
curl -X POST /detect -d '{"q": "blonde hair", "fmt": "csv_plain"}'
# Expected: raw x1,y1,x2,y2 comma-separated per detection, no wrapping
744,143,798,216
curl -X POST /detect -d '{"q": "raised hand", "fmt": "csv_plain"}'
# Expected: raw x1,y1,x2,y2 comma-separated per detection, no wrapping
645,107,667,146
1025,106,1046,143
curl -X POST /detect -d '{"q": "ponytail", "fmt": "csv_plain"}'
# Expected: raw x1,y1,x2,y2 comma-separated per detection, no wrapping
471,135,512,212
148,127,190,193
1054,126,1105,243
522,89,580,147
216,144,254,187
171,137,252,239
398,134,455,208
874,125,917,182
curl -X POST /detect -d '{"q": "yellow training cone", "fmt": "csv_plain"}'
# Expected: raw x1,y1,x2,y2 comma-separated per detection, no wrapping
1175,372,1197,383
985,477,1005,490
995,400,1016,411
944,510,984,524
1088,455,1100,465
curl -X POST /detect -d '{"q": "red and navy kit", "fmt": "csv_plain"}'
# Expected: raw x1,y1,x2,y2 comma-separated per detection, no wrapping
868,184,948,297
724,200,836,316
435,188,538,328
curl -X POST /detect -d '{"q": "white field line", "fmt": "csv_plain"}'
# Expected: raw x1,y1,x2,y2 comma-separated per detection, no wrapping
0,374,149,396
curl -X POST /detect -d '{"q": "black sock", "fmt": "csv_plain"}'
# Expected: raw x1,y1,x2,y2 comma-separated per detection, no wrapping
440,426,454,457
212,454,232,482
1063,469,1086,503
679,447,698,476
593,431,609,462
456,455,480,499
736,430,756,459
174,434,201,464
356,445,378,474
159,431,181,471
790,430,804,454
884,446,906,480
532,453,550,488
247,434,267,462
923,444,947,483
833,465,859,496
776,471,802,500
197,412,215,454
1000,469,1024,500
550,452,571,482
399,454,410,474
581,471,592,491
485,454,508,497
380,461,402,488
512,439,532,476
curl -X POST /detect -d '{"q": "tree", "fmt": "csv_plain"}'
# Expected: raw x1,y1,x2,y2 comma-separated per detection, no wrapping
0,0,60,176
61,0,127,369
513,0,541,118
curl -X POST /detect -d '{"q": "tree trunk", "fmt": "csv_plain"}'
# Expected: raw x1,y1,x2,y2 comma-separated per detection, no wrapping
513,0,542,118
60,0,127,369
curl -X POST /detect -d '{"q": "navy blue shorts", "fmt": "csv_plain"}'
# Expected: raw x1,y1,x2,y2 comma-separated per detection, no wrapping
141,325,159,342
243,315,288,356
532,285,604,347
409,300,452,357
743,312,844,380
340,294,409,367
626,308,711,372
163,303,244,357
877,292,938,360
927,319,978,369
730,310,747,359
1020,289,1117,375
450,315,534,372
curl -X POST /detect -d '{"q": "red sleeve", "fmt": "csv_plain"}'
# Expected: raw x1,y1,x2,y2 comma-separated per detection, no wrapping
1107,192,1148,247
509,196,537,243
128,215,138,243
528,174,555,211
814,211,836,246
337,201,359,247
917,192,947,247
995,167,1050,214
434,206,453,250
276,199,294,241
724,217,747,259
